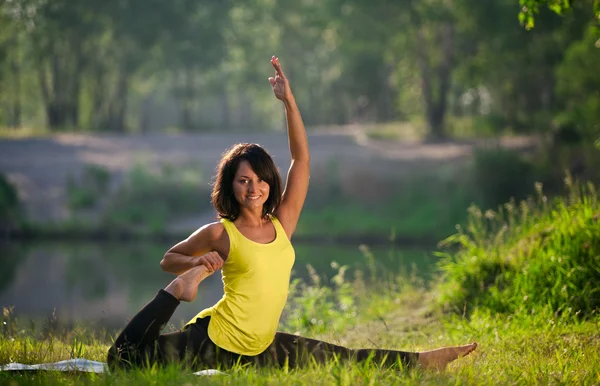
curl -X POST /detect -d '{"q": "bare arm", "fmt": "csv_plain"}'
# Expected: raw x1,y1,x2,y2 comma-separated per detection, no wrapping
269,56,310,237
160,223,225,275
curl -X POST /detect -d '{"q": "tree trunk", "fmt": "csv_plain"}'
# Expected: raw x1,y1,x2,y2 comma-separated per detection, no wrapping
415,22,454,141
90,64,107,130
38,37,83,131
377,63,395,122
107,67,129,132
9,55,21,128
178,67,196,130
139,95,152,133
68,40,84,128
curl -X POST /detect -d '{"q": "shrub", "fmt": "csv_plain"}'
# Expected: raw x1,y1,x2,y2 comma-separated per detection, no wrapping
435,176,600,319
471,147,537,210
0,173,20,224
282,262,358,335
66,164,111,210
103,163,210,231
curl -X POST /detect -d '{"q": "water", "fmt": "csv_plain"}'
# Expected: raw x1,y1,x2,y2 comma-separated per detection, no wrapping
0,240,437,332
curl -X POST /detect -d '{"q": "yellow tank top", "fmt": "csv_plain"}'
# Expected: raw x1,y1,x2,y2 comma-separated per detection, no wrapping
187,216,295,355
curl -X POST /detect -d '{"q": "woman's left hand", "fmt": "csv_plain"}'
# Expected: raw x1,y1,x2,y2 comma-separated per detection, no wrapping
269,56,293,102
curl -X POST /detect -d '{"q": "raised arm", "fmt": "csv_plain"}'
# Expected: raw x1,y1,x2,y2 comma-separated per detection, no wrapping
160,222,226,275
269,56,310,237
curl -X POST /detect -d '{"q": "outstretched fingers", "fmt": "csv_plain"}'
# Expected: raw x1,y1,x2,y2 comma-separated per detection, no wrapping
271,55,285,79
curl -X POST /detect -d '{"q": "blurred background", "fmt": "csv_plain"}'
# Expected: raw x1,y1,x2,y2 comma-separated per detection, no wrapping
0,0,599,332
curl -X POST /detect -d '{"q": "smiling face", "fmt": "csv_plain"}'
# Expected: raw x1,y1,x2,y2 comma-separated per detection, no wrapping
212,143,282,220
233,160,270,211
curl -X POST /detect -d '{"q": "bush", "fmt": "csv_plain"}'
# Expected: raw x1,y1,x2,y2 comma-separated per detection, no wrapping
0,173,20,224
103,163,210,232
66,164,111,210
471,147,538,210
555,25,600,142
435,176,600,319
282,262,358,335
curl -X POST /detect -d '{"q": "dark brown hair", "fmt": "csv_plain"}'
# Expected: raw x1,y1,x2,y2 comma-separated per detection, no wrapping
212,143,282,220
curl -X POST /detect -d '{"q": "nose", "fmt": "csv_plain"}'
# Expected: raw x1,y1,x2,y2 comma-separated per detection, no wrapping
248,181,256,193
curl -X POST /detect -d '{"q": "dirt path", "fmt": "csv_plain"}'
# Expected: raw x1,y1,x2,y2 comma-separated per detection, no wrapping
0,128,538,227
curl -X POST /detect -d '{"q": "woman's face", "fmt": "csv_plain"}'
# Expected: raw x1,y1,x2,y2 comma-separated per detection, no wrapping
233,160,270,212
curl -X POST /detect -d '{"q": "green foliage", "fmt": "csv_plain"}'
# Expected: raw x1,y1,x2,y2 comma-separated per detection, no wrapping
555,25,600,141
436,178,600,319
63,162,211,234
66,165,111,210
102,163,209,233
1,306,17,338
299,147,555,242
1,269,599,384
519,0,600,29
471,147,537,210
0,172,19,223
283,262,359,335
1,0,599,138
298,169,473,242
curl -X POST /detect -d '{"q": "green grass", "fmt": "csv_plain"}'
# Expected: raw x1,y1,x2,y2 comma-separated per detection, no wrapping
1,292,598,385
436,176,600,318
3,180,598,384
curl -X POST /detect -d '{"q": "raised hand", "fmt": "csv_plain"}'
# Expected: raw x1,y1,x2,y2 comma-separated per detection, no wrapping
268,56,293,102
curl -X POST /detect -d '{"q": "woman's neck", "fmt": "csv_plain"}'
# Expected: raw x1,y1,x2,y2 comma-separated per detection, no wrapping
236,208,267,227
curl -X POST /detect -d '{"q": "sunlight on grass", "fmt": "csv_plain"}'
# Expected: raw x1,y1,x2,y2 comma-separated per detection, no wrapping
2,180,599,384
1,311,598,385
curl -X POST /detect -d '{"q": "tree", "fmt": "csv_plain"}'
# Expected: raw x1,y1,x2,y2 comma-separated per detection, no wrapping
519,0,600,29
0,8,24,128
555,25,600,140
332,0,462,140
452,0,591,134
160,0,230,130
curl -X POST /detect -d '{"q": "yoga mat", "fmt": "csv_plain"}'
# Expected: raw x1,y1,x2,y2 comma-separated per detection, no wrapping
1,359,106,373
0,359,225,376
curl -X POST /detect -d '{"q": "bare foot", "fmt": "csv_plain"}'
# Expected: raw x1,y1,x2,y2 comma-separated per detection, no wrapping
417,342,477,370
164,265,212,302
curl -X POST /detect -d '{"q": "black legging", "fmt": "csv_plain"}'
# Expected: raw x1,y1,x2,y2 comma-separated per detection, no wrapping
107,290,418,371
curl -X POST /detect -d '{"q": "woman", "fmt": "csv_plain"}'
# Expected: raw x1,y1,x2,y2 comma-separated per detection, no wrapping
107,56,477,371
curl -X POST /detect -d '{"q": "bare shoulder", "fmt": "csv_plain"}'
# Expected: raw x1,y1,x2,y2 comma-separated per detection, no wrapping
192,221,229,259
192,221,226,241
167,221,226,256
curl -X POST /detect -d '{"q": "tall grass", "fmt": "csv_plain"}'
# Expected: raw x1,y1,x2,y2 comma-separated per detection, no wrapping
435,175,600,319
